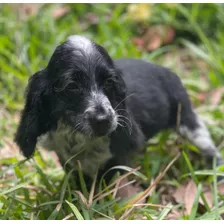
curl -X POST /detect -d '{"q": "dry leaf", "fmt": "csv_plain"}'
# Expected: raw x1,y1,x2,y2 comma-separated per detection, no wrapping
196,92,207,102
198,184,224,208
19,3,41,17
133,37,145,48
115,178,145,203
218,183,224,195
199,191,213,208
173,183,187,204
85,13,99,25
210,87,224,106
9,3,42,21
167,209,182,220
52,6,71,19
146,33,162,52
133,25,175,52
184,180,197,215
163,26,175,44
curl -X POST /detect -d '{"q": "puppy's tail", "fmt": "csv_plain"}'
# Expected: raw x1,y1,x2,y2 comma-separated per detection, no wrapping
167,72,223,166
178,111,224,166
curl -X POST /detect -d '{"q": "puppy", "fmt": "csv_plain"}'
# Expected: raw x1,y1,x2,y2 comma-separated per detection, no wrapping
15,35,224,187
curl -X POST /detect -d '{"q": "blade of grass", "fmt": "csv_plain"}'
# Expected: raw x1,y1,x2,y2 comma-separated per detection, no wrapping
182,150,210,211
0,182,29,196
96,166,141,200
31,160,56,192
198,205,224,220
212,157,220,220
189,183,202,220
157,203,173,220
77,160,89,198
66,200,84,220
91,207,114,220
47,168,75,220
182,170,224,178
102,165,148,181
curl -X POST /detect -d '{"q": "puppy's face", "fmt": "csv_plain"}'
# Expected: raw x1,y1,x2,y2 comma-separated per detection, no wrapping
15,35,127,157
47,36,126,137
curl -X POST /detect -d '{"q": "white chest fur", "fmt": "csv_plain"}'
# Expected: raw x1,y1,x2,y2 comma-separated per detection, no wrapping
39,122,113,178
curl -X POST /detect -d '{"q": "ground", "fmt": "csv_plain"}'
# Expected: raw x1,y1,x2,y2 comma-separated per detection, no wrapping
0,3,224,220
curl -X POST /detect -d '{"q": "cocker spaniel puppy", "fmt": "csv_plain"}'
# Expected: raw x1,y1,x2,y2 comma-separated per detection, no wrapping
15,35,224,186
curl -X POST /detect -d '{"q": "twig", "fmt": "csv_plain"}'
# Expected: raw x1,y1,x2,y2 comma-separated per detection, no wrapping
176,103,182,132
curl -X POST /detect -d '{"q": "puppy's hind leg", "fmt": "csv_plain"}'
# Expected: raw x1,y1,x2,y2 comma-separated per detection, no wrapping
178,110,224,166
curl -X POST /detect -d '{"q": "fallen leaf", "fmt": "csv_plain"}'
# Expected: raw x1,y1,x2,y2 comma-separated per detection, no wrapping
115,178,145,203
184,180,197,215
210,87,224,106
85,13,99,25
167,209,182,220
218,183,224,195
133,37,145,48
19,3,40,17
196,92,207,102
52,6,71,19
81,12,111,29
173,183,187,204
133,25,175,52
199,191,213,208
146,33,162,52
163,26,175,45
10,3,42,21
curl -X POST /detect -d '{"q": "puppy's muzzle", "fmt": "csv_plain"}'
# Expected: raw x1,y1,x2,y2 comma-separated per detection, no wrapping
85,109,114,136
84,91,118,136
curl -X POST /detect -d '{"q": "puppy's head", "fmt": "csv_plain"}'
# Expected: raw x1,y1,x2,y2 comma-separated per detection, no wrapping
15,35,127,158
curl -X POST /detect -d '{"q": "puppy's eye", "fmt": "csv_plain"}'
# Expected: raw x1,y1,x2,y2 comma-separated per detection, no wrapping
105,78,114,87
66,83,83,94
67,83,79,90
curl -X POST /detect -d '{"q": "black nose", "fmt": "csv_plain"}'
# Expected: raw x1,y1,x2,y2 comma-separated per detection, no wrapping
86,111,111,136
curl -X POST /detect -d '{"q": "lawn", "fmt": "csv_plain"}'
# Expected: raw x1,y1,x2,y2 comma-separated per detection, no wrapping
0,3,224,220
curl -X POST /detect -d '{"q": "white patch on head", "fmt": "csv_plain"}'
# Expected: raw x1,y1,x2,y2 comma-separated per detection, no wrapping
39,120,112,178
179,114,221,158
67,35,93,55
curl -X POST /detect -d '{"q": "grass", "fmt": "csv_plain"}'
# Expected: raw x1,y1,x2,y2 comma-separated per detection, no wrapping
0,3,224,220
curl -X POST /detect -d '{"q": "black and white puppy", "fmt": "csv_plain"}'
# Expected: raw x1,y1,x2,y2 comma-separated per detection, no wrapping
15,35,223,185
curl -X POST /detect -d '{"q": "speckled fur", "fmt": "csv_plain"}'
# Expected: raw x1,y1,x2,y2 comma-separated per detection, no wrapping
39,120,112,178
15,36,224,185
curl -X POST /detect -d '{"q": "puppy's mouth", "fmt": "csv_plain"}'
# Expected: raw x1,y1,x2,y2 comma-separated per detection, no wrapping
92,121,117,137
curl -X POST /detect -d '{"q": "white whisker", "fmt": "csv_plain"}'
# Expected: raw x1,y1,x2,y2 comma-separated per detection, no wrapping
114,93,135,110
118,118,132,135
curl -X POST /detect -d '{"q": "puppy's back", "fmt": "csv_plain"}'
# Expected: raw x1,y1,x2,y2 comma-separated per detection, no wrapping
114,59,179,137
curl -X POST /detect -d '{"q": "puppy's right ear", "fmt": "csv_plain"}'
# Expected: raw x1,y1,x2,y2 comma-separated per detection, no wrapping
15,69,56,158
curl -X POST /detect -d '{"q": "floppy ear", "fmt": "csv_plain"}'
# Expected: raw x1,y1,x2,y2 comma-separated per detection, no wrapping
15,69,56,158
115,67,127,96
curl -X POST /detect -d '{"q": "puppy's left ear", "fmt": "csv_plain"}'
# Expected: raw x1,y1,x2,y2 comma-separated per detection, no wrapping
15,69,56,158
114,67,127,99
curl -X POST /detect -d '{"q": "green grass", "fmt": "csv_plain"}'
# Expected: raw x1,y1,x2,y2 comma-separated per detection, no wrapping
0,3,224,220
